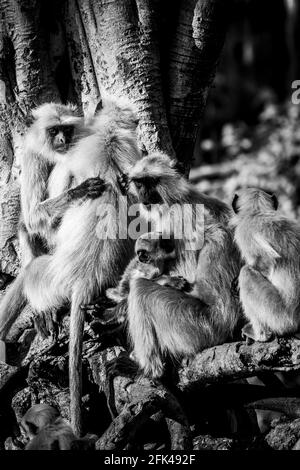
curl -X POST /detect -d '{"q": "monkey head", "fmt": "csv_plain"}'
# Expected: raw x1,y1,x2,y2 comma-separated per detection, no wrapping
128,153,188,209
232,188,278,217
134,231,176,278
21,404,60,440
29,103,84,161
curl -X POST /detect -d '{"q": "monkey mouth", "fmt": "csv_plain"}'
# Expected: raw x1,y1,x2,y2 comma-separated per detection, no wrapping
56,144,69,153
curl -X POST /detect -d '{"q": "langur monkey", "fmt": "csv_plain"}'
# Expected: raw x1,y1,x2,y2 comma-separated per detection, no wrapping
19,102,100,265
232,188,300,342
21,404,96,450
0,103,105,351
106,231,191,303
111,152,242,378
0,97,141,436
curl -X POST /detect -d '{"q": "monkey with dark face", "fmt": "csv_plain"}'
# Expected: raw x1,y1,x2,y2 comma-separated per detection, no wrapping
106,152,241,379
0,97,141,436
21,404,96,450
232,188,300,342
106,231,190,304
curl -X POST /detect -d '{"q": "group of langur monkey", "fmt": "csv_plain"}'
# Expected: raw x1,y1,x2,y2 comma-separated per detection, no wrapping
1,96,300,449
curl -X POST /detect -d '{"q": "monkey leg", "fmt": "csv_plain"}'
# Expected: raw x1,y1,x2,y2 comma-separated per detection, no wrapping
69,282,96,437
23,256,67,339
18,222,48,267
0,271,27,341
239,266,297,339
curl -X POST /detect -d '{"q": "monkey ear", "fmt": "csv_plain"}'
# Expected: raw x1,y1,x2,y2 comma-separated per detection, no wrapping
25,113,35,127
271,194,278,210
232,194,239,214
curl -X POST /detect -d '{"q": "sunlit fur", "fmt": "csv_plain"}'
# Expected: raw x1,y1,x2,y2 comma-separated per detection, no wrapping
126,153,241,378
0,97,141,436
22,404,95,450
233,188,300,341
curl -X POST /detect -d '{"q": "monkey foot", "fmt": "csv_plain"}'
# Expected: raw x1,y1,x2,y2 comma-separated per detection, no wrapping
34,313,57,340
242,322,273,344
81,297,116,319
106,353,139,380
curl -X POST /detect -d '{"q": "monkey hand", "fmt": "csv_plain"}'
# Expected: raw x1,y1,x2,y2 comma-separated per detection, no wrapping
117,173,129,195
242,322,273,344
81,296,117,319
69,177,107,200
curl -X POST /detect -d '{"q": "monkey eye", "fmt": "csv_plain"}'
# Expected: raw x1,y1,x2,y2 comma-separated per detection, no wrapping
137,250,150,263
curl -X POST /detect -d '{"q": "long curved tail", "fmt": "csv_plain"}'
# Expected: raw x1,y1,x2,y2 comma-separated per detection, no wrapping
69,290,85,437
0,271,26,341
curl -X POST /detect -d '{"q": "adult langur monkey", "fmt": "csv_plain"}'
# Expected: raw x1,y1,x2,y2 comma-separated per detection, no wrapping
0,103,105,359
99,152,242,379
0,97,141,436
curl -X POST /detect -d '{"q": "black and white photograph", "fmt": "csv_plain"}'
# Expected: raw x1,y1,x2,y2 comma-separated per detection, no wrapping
1,0,300,455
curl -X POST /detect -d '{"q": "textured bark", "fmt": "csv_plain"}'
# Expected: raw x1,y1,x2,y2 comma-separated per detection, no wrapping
75,0,174,155
178,338,300,390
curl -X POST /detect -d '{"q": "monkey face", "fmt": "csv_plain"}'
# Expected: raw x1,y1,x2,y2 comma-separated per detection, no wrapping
135,232,176,267
47,125,74,153
129,153,186,208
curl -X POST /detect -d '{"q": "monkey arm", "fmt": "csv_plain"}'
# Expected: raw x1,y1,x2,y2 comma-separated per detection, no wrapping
20,152,51,234
39,177,107,218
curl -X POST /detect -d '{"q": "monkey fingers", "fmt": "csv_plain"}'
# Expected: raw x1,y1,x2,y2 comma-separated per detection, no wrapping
231,276,240,299
105,353,139,418
34,311,59,342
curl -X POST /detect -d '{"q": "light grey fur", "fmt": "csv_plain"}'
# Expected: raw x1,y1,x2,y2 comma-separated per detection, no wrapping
0,97,141,436
233,188,300,341
126,153,241,378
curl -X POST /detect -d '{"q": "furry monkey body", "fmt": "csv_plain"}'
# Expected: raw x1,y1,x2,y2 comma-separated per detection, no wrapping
20,103,96,264
125,153,241,378
232,188,300,341
0,98,141,436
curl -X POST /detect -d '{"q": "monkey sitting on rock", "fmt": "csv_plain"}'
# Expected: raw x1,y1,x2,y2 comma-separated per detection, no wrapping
232,188,300,342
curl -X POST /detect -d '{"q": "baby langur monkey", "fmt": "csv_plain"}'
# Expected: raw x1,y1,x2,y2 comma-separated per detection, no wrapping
232,188,300,342
106,231,191,304
21,404,97,450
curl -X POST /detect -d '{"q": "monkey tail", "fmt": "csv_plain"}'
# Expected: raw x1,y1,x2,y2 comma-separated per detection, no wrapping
0,271,27,341
69,289,86,437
